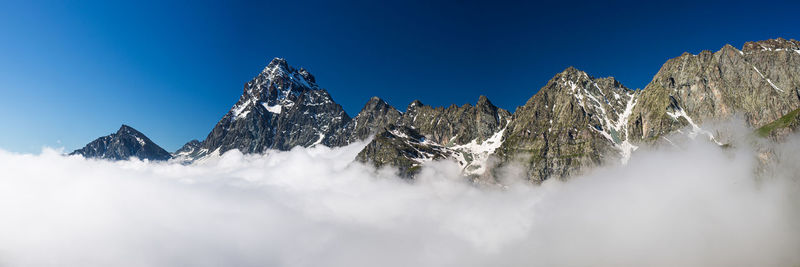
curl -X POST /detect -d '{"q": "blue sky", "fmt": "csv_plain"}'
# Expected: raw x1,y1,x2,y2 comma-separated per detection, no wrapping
1,0,799,153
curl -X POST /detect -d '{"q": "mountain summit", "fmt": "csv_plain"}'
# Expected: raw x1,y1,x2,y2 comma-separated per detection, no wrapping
197,57,351,156
70,125,171,161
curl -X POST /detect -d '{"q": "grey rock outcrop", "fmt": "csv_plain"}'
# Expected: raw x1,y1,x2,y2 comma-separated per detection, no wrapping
628,38,800,142
496,67,638,182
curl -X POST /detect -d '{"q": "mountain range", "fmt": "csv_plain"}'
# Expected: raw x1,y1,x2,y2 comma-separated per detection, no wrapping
72,38,800,181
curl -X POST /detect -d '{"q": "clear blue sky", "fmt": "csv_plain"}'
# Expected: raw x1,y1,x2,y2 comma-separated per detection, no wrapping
1,0,798,153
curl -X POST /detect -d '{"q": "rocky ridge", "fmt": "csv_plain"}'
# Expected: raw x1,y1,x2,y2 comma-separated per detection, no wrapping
74,38,800,182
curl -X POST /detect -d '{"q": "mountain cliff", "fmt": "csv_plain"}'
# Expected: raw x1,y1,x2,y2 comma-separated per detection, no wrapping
496,67,638,182
628,38,800,143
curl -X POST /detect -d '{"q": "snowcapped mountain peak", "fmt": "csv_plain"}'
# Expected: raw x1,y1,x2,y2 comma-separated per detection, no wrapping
229,58,325,121
115,125,153,143
257,57,318,91
198,57,351,155
262,57,289,73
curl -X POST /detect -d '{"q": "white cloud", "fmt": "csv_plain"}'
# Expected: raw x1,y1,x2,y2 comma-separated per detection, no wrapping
0,130,798,267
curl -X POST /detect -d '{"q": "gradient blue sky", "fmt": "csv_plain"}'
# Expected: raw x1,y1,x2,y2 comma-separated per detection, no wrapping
1,0,798,153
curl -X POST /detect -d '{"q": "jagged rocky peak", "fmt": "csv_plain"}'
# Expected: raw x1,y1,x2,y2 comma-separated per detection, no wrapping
259,57,318,88
496,67,639,182
742,38,800,53
355,94,512,177
363,96,394,111
396,96,511,146
331,96,403,144
198,57,350,156
70,124,171,161
241,57,321,112
476,95,491,105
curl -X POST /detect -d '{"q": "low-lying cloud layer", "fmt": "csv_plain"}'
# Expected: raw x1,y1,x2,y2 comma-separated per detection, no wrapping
1,131,799,266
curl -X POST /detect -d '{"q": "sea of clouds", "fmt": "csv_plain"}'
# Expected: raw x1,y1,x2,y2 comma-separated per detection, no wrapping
1,127,799,266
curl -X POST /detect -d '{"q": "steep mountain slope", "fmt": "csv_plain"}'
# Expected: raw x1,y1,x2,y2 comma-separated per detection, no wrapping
70,125,171,161
756,107,800,139
627,38,800,143
355,96,512,177
496,67,638,182
197,58,351,157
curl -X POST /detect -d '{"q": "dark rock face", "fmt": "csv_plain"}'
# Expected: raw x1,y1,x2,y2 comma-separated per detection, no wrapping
70,125,171,161
198,58,351,157
331,96,403,145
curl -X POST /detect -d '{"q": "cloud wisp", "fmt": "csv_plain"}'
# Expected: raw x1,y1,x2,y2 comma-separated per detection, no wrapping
0,133,798,267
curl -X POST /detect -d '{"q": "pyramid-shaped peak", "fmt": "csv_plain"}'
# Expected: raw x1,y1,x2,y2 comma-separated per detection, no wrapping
368,96,385,103
261,57,295,75
477,95,493,106
267,57,289,68
116,124,144,136
559,66,591,77
71,124,171,161
359,96,395,112
253,57,319,90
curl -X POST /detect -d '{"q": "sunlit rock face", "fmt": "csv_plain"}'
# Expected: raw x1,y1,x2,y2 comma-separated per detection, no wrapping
628,38,800,142
496,67,638,182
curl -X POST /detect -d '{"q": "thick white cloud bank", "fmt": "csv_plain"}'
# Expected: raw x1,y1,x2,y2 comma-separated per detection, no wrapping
1,134,799,266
